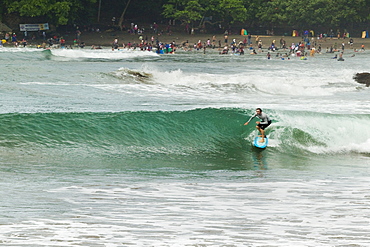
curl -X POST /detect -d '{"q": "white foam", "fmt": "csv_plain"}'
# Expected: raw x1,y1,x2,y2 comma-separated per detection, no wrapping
137,65,360,97
18,81,72,85
50,48,158,59
2,179,370,246
0,47,44,52
272,111,370,154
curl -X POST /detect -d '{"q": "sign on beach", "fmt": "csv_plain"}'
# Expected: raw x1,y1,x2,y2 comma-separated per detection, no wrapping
19,23,49,31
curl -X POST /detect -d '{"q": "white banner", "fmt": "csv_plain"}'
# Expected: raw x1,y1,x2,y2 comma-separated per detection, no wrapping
19,23,49,31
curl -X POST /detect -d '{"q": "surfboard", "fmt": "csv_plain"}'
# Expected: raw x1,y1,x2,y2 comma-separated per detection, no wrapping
253,136,268,149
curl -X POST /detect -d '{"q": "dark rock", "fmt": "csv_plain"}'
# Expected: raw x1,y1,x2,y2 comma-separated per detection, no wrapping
0,22,12,32
353,72,370,87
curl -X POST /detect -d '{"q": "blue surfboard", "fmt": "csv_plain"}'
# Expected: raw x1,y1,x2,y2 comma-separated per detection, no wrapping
253,136,268,149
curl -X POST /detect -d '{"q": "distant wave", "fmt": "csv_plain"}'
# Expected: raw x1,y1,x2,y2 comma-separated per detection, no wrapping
48,48,158,60
0,47,44,53
104,66,361,98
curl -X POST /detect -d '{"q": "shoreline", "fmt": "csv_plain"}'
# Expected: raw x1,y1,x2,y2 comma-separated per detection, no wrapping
82,31,369,51
2,29,370,51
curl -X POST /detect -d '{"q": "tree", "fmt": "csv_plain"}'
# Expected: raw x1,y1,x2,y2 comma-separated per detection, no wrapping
162,0,247,27
118,0,132,30
256,0,368,31
4,0,97,26
218,0,247,24
2,0,370,34
163,0,204,25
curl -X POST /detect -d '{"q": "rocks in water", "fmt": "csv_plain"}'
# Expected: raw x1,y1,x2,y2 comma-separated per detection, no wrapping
353,72,370,87
126,70,152,78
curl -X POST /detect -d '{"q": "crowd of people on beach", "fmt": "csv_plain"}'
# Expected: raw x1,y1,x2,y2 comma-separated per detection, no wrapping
0,29,86,49
1,26,367,61
164,30,367,61
103,28,367,62
0,32,29,48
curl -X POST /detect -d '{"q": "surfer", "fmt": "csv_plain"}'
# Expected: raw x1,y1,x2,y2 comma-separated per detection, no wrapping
244,108,272,142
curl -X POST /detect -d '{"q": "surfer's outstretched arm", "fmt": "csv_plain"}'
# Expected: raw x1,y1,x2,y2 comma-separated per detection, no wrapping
244,114,256,125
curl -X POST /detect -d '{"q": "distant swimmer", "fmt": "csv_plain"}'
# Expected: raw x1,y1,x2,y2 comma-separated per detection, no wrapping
244,108,272,143
337,52,344,61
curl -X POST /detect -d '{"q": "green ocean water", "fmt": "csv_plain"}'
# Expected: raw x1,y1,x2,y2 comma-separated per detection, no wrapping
2,108,369,168
1,46,370,246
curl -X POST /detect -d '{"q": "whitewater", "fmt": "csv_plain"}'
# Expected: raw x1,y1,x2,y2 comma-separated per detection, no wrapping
0,46,369,247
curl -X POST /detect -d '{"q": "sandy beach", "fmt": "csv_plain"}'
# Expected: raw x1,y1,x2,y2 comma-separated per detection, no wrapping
2,23,369,51
76,28,369,51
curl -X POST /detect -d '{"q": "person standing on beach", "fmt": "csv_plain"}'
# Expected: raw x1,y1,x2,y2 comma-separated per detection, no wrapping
5,32,10,42
153,22,158,34
258,40,263,52
244,108,272,143
12,33,17,43
349,38,354,48
76,29,81,41
112,38,118,49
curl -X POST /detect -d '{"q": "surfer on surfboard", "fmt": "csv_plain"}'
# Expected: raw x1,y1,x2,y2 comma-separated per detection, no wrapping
244,108,272,143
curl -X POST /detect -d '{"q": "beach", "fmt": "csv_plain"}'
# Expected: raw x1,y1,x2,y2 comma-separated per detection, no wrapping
77,30,370,50
3,25,370,51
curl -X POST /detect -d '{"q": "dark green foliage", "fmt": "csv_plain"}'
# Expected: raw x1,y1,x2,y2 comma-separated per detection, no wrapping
1,0,370,29
3,0,97,26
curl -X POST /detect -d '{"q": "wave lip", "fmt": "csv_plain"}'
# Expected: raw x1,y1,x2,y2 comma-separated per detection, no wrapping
271,111,370,155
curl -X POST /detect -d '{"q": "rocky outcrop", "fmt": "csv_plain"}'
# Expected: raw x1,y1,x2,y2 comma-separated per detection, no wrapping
0,22,12,32
353,72,370,87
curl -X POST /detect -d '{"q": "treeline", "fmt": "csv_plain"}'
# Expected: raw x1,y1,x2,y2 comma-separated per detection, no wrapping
1,0,370,34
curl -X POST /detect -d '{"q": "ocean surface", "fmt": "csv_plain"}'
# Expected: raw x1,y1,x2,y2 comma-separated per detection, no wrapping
0,46,369,247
